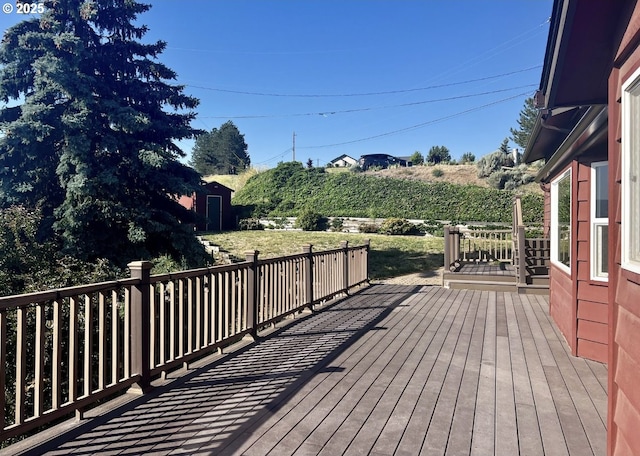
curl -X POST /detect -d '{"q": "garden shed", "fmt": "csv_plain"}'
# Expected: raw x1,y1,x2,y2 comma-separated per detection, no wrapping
179,181,234,231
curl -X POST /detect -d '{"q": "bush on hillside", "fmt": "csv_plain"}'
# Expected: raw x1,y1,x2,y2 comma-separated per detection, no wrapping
487,166,535,190
296,209,328,231
238,218,264,230
330,217,344,232
476,151,514,178
379,218,419,235
358,223,380,233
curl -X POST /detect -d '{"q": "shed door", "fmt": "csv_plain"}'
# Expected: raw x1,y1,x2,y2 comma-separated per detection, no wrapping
206,195,222,231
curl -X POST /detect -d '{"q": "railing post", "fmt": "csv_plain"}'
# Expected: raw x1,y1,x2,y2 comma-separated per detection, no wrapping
517,225,527,285
444,225,451,270
245,250,259,339
364,239,371,283
128,260,153,395
303,244,314,311
340,240,349,295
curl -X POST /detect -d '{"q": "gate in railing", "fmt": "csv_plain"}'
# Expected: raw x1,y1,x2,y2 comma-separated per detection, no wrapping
0,241,369,443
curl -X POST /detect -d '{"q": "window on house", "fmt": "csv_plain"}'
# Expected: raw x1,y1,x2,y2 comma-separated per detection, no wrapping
591,161,608,280
551,170,571,273
622,68,640,274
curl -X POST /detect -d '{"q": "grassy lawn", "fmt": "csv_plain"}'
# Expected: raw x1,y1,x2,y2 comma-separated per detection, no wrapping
201,231,444,280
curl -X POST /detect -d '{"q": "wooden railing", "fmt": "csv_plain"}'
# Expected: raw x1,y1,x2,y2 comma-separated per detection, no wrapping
513,196,527,285
444,226,513,271
0,241,369,443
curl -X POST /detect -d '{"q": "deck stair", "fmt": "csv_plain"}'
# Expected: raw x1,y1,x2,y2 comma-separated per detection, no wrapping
443,198,550,295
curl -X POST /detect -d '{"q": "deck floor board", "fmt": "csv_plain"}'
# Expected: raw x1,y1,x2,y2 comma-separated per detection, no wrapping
10,285,606,456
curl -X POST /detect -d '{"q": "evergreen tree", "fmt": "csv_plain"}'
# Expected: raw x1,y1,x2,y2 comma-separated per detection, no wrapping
499,137,510,154
510,97,538,149
191,121,250,175
409,151,424,165
0,0,205,266
426,146,451,164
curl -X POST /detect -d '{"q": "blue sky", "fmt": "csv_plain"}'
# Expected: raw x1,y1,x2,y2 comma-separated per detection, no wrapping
1,0,553,168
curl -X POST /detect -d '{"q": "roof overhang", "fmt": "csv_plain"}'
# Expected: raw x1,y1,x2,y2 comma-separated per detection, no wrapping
523,0,621,167
535,105,608,183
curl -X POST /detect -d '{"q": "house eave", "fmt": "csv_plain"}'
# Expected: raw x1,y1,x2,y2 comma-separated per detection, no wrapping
535,105,608,183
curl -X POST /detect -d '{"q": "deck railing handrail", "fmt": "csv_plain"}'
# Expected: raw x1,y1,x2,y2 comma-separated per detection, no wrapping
0,240,370,444
444,226,513,270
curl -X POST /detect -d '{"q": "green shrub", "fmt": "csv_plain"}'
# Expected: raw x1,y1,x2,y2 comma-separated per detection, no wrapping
432,168,444,178
359,223,380,233
379,218,419,235
487,166,534,190
460,152,476,164
476,151,514,178
330,217,344,232
296,209,328,231
420,219,445,236
238,218,264,230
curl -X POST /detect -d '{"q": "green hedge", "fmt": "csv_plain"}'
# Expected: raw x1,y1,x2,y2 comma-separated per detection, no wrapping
232,162,543,224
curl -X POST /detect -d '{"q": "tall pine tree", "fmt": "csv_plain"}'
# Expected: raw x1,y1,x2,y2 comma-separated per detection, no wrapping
0,0,206,266
510,97,538,150
191,121,250,175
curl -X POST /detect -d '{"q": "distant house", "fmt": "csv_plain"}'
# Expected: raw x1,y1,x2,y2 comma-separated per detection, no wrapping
523,1,640,454
358,154,407,170
178,181,234,231
328,154,357,168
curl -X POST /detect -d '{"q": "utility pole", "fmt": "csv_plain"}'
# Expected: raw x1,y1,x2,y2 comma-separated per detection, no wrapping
292,132,296,162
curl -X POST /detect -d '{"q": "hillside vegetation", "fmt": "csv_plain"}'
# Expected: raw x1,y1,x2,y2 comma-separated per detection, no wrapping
232,162,543,224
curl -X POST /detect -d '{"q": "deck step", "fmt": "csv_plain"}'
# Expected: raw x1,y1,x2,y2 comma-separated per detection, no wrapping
443,273,516,284
446,280,517,292
528,275,550,286
517,283,550,295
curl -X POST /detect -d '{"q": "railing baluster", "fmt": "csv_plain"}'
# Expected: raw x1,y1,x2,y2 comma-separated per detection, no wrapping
15,306,25,425
203,275,209,347
83,295,92,398
98,292,106,390
34,303,45,417
178,279,185,359
187,277,193,355
0,308,5,431
195,276,202,351
111,291,119,385
169,281,175,360
124,289,130,379
159,282,165,366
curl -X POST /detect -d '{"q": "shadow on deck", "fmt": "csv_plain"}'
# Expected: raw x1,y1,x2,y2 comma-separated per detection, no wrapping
7,285,606,456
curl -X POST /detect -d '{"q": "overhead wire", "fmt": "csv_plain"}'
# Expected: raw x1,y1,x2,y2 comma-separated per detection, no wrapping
197,84,536,119
298,90,534,149
186,65,541,98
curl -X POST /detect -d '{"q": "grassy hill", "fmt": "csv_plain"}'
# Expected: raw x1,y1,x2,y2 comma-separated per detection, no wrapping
230,162,544,224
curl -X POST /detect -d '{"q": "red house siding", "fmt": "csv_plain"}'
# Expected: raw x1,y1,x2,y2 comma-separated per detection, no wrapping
609,12,640,454
545,157,608,363
575,159,608,363
549,265,575,353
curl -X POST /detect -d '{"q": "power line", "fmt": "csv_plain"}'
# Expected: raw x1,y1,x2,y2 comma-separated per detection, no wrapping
299,91,534,149
187,65,541,98
197,84,536,119
253,148,293,165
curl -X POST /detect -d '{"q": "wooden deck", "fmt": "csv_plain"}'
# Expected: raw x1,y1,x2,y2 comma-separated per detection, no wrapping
9,285,606,456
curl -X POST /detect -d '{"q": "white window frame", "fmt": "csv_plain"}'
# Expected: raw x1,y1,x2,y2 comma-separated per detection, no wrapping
622,66,640,275
590,161,608,281
550,169,571,275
